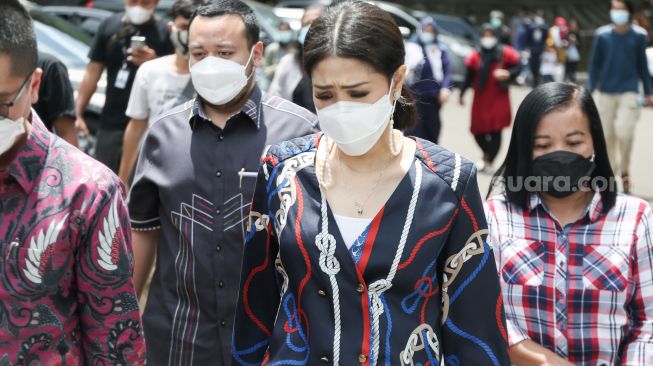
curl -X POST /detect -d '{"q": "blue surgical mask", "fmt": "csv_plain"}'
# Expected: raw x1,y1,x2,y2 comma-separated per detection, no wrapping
419,32,436,45
610,9,630,25
490,17,502,28
298,26,309,45
278,30,293,44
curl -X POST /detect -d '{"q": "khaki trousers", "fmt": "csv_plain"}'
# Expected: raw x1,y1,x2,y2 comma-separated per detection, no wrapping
597,92,640,176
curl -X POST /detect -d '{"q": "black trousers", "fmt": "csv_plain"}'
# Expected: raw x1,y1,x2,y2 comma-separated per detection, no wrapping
565,61,579,84
408,98,441,144
474,132,502,163
95,129,124,174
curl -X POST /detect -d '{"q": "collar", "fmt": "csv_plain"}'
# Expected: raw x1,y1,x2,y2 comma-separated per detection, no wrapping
189,85,263,130
527,190,604,223
3,112,51,194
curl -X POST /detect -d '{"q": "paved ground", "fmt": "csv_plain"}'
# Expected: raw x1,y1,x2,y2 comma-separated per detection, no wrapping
438,86,653,205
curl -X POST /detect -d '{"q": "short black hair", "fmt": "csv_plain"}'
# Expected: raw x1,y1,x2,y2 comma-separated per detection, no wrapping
0,0,37,78
170,0,205,20
489,82,616,212
188,0,259,47
611,0,634,15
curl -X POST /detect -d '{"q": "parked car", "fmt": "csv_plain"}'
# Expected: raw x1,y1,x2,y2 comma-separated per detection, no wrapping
22,1,106,147
83,0,283,45
41,5,112,37
412,10,480,45
274,0,332,30
273,0,472,84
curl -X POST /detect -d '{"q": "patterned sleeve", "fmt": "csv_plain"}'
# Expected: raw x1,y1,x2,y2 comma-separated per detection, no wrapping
621,202,653,364
438,168,510,365
485,199,531,347
232,156,281,366
76,182,146,364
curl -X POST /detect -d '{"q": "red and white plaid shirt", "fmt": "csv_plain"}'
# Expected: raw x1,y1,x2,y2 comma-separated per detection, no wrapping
486,191,653,365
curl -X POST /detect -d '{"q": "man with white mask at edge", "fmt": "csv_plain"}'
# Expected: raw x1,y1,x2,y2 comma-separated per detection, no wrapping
127,1,318,365
119,0,202,189
75,0,174,174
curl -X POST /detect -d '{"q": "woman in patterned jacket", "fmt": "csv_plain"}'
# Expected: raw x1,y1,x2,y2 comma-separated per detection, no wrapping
231,2,511,365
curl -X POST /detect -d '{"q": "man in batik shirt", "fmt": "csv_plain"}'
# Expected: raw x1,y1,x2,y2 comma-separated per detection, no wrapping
0,1,145,364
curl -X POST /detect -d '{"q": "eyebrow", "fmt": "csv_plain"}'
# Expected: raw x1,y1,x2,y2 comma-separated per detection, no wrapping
566,131,585,137
313,81,370,90
534,130,586,139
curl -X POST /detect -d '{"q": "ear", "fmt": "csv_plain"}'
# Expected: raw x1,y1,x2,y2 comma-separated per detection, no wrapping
29,68,43,106
392,64,408,101
251,41,265,68
167,21,173,32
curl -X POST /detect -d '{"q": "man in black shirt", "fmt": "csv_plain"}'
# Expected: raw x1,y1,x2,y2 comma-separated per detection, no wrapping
75,0,174,173
34,52,78,147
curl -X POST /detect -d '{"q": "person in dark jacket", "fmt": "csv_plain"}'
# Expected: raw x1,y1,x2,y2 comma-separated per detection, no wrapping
404,17,453,144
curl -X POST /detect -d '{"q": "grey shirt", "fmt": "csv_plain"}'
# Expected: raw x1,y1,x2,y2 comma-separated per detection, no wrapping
128,86,318,365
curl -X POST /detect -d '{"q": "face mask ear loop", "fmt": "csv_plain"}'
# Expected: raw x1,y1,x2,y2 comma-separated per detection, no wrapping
388,76,403,156
244,46,257,81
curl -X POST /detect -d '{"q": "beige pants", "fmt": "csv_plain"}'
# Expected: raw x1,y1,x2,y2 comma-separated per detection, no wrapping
597,92,640,176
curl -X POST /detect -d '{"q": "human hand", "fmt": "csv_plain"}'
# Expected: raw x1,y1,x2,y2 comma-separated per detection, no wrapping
75,116,89,136
493,68,510,81
440,89,451,104
127,46,156,66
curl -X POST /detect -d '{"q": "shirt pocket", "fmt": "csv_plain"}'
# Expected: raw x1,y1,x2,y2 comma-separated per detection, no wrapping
501,239,545,287
582,245,630,292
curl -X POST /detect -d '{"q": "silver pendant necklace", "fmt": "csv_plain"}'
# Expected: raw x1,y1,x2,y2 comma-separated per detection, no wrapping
337,150,389,216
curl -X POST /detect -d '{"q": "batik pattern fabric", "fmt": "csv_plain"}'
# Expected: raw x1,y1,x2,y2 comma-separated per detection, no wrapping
232,135,510,366
0,114,145,365
486,192,653,365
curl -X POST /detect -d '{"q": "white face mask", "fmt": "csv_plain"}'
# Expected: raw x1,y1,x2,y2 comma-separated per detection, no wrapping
610,9,630,25
480,36,498,50
126,6,154,25
190,49,255,106
170,28,189,57
317,81,397,157
0,117,26,155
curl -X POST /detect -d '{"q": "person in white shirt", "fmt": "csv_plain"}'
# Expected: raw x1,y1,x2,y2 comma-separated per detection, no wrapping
118,0,200,188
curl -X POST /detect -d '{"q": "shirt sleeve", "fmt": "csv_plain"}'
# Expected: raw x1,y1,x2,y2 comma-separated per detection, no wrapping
484,199,531,347
38,59,76,121
76,180,146,363
128,128,161,230
125,62,150,120
621,202,653,365
438,167,511,365
441,49,453,90
637,35,653,96
88,17,110,62
587,34,603,92
232,154,281,366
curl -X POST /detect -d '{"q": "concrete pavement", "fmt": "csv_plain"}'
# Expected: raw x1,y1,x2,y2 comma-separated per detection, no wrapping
437,86,653,205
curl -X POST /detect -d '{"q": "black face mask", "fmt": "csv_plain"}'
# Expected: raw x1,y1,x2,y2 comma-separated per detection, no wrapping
531,150,596,198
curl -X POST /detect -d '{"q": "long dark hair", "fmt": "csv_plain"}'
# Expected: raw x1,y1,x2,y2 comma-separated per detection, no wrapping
302,0,416,131
488,82,616,212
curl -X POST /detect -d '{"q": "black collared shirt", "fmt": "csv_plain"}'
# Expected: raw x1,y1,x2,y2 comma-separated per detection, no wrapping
128,86,318,365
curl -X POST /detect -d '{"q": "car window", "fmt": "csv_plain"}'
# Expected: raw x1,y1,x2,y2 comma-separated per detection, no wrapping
34,21,90,69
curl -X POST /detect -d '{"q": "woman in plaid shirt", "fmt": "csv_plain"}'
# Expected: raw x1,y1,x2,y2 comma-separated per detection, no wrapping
486,82,653,365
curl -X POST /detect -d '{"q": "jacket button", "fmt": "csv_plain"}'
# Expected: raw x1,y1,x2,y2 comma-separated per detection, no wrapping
320,356,329,363
358,354,368,363
318,289,326,297
355,284,365,294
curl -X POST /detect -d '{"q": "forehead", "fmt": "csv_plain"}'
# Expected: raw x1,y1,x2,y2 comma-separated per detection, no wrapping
0,54,24,96
311,56,386,84
189,14,247,46
535,104,590,136
612,0,628,9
